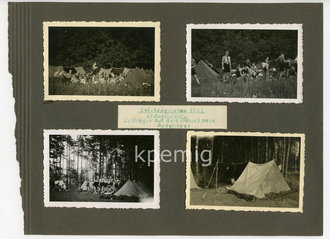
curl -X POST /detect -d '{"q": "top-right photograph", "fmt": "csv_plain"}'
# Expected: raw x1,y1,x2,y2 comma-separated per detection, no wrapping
186,24,303,103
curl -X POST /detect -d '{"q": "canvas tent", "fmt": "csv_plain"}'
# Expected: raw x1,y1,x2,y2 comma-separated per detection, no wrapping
136,181,153,197
74,66,86,75
114,180,152,198
195,60,219,81
227,160,290,199
190,170,199,189
123,67,132,75
80,180,90,191
122,68,153,86
145,69,154,76
49,65,63,78
112,67,124,75
98,67,112,77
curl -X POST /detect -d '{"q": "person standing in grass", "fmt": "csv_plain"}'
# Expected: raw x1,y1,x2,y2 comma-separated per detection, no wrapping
276,53,287,77
221,50,231,82
191,58,200,85
263,57,270,80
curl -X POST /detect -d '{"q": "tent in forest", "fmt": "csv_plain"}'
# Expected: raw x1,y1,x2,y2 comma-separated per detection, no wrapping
136,181,153,197
190,170,200,189
49,65,63,78
195,60,219,81
98,67,112,77
114,180,152,198
80,180,90,191
227,160,290,199
121,68,153,86
74,66,86,75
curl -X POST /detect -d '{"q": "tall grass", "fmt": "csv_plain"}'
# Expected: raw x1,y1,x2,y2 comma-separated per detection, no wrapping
192,75,297,99
49,78,154,96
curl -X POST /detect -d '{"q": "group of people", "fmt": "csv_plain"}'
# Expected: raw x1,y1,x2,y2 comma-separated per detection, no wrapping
191,50,297,84
54,68,128,85
221,50,271,82
79,177,122,195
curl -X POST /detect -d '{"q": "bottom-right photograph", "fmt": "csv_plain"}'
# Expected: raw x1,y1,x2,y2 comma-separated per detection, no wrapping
186,131,305,212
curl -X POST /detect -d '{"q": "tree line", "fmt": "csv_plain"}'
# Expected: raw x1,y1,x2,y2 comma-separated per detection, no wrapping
192,29,298,69
49,135,154,189
191,136,301,186
49,27,155,71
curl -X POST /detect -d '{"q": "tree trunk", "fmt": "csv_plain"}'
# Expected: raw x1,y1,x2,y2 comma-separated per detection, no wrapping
282,138,286,176
285,138,291,178
98,145,102,179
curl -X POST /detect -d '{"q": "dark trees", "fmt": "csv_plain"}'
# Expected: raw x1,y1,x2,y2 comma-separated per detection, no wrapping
49,27,155,70
49,134,154,189
191,135,301,186
192,29,298,70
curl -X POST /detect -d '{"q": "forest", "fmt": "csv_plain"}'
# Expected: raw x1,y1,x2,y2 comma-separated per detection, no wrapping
191,135,301,186
192,29,298,70
49,27,155,70
49,134,155,190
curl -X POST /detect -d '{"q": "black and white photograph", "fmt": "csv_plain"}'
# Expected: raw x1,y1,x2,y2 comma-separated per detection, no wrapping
186,132,305,212
44,130,160,209
186,24,303,103
43,21,160,101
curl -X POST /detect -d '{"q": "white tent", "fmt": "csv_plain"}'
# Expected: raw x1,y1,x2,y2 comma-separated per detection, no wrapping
74,66,86,75
80,180,90,191
123,67,132,76
190,170,199,189
49,66,63,78
227,160,290,198
114,180,151,198
136,181,153,197
98,68,112,77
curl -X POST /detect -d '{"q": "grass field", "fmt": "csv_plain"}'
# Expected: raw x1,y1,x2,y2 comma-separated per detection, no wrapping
50,190,140,202
49,77,154,96
190,171,300,208
192,75,298,99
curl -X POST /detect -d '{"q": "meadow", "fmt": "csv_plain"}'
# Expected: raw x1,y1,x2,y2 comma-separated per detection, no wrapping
48,77,154,96
191,75,298,99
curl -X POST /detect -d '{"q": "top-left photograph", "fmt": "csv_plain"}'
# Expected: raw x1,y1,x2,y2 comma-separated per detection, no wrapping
43,21,160,101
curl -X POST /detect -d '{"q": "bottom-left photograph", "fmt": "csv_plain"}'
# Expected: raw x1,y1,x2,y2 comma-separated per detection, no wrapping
43,129,160,209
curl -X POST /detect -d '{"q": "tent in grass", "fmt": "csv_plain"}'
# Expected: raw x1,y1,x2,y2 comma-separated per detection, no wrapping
98,68,112,77
112,67,124,75
49,66,63,78
123,67,132,76
121,68,153,86
145,69,154,76
195,60,219,81
74,66,86,75
190,170,199,189
114,180,151,198
227,160,290,199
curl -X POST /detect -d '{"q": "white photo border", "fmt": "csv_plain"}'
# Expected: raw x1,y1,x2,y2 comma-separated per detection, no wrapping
185,131,305,212
186,23,303,103
43,21,161,102
43,129,160,209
